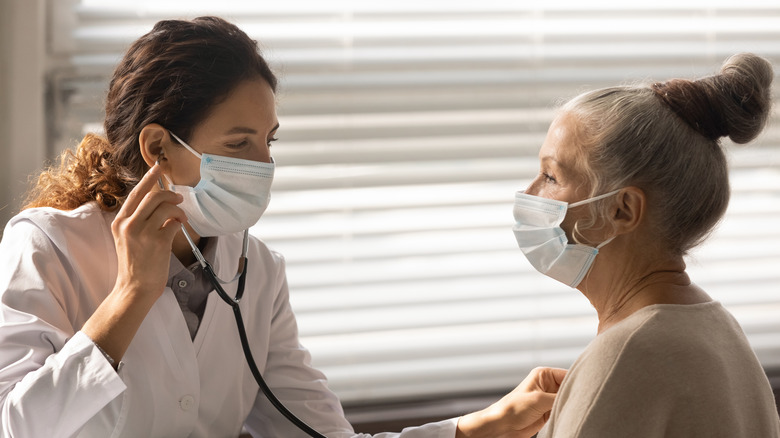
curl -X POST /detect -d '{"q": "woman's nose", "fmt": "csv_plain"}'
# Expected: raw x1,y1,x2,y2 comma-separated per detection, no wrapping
252,144,272,164
524,178,541,196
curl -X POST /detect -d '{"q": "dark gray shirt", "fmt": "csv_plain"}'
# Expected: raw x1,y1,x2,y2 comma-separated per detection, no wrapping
166,238,217,339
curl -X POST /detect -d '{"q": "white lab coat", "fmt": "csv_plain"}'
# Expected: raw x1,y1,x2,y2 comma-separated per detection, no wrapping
0,203,457,438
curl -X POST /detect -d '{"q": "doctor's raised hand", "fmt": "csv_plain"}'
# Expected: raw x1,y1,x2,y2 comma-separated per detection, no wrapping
0,16,564,438
80,163,185,367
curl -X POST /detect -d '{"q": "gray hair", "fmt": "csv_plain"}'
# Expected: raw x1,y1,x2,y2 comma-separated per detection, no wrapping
563,53,773,255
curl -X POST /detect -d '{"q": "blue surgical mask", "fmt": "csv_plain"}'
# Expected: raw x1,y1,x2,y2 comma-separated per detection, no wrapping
512,189,620,287
165,131,274,237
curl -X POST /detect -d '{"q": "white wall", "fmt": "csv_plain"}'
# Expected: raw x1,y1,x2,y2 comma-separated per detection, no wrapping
0,0,46,237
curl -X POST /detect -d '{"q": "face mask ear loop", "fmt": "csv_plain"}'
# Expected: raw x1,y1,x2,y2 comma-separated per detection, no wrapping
596,235,617,249
569,188,622,209
568,189,621,250
169,131,203,160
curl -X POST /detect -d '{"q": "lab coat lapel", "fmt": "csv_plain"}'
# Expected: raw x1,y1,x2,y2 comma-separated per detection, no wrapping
192,233,241,356
148,288,201,383
192,292,219,353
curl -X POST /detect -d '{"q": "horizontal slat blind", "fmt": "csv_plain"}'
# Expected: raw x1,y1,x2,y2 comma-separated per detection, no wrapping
49,1,780,405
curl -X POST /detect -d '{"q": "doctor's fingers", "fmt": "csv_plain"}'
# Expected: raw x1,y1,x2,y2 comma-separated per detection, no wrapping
121,197,185,237
118,163,166,218
144,201,187,236
113,192,185,241
131,189,185,224
527,391,556,416
521,367,567,394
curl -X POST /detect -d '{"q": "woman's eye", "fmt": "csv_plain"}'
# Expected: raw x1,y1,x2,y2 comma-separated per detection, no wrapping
226,140,249,149
267,136,279,147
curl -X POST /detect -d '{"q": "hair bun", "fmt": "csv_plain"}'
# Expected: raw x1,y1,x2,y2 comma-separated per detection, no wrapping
651,53,773,144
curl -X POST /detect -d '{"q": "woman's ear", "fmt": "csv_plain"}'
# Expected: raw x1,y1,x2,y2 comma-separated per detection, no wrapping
613,186,646,235
138,123,168,167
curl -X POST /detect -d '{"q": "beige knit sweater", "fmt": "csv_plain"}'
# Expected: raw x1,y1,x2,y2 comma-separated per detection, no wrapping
537,301,780,437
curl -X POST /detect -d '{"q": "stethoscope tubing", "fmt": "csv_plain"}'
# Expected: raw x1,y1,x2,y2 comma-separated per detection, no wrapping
158,169,326,437
202,252,327,438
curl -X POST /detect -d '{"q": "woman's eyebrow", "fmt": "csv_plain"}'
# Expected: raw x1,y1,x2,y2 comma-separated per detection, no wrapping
541,155,570,172
223,126,258,135
223,123,279,137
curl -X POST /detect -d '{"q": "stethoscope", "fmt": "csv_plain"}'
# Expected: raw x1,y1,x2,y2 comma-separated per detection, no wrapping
157,170,327,438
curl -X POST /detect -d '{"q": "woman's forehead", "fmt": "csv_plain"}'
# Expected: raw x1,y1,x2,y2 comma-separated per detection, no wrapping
540,113,586,172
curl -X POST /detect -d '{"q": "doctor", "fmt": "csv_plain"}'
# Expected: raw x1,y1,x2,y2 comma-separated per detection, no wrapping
0,16,565,437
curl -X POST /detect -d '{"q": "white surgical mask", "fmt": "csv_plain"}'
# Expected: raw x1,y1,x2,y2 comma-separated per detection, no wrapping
165,131,274,237
512,189,621,287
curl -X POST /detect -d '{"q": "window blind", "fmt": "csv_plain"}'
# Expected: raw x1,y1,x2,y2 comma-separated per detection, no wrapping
48,0,780,408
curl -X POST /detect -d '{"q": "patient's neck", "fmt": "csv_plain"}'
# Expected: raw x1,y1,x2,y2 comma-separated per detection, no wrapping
577,245,710,334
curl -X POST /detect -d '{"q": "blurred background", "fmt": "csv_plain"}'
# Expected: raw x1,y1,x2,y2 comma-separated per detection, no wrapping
1,0,779,432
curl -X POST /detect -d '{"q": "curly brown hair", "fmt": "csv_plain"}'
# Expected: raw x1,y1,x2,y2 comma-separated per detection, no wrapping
24,134,129,210
24,16,277,212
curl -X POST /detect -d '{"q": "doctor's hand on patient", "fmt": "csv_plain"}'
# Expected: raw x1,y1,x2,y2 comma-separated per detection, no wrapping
81,163,186,367
455,367,567,438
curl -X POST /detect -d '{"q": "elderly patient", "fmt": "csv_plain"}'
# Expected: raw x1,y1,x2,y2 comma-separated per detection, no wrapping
512,52,780,437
